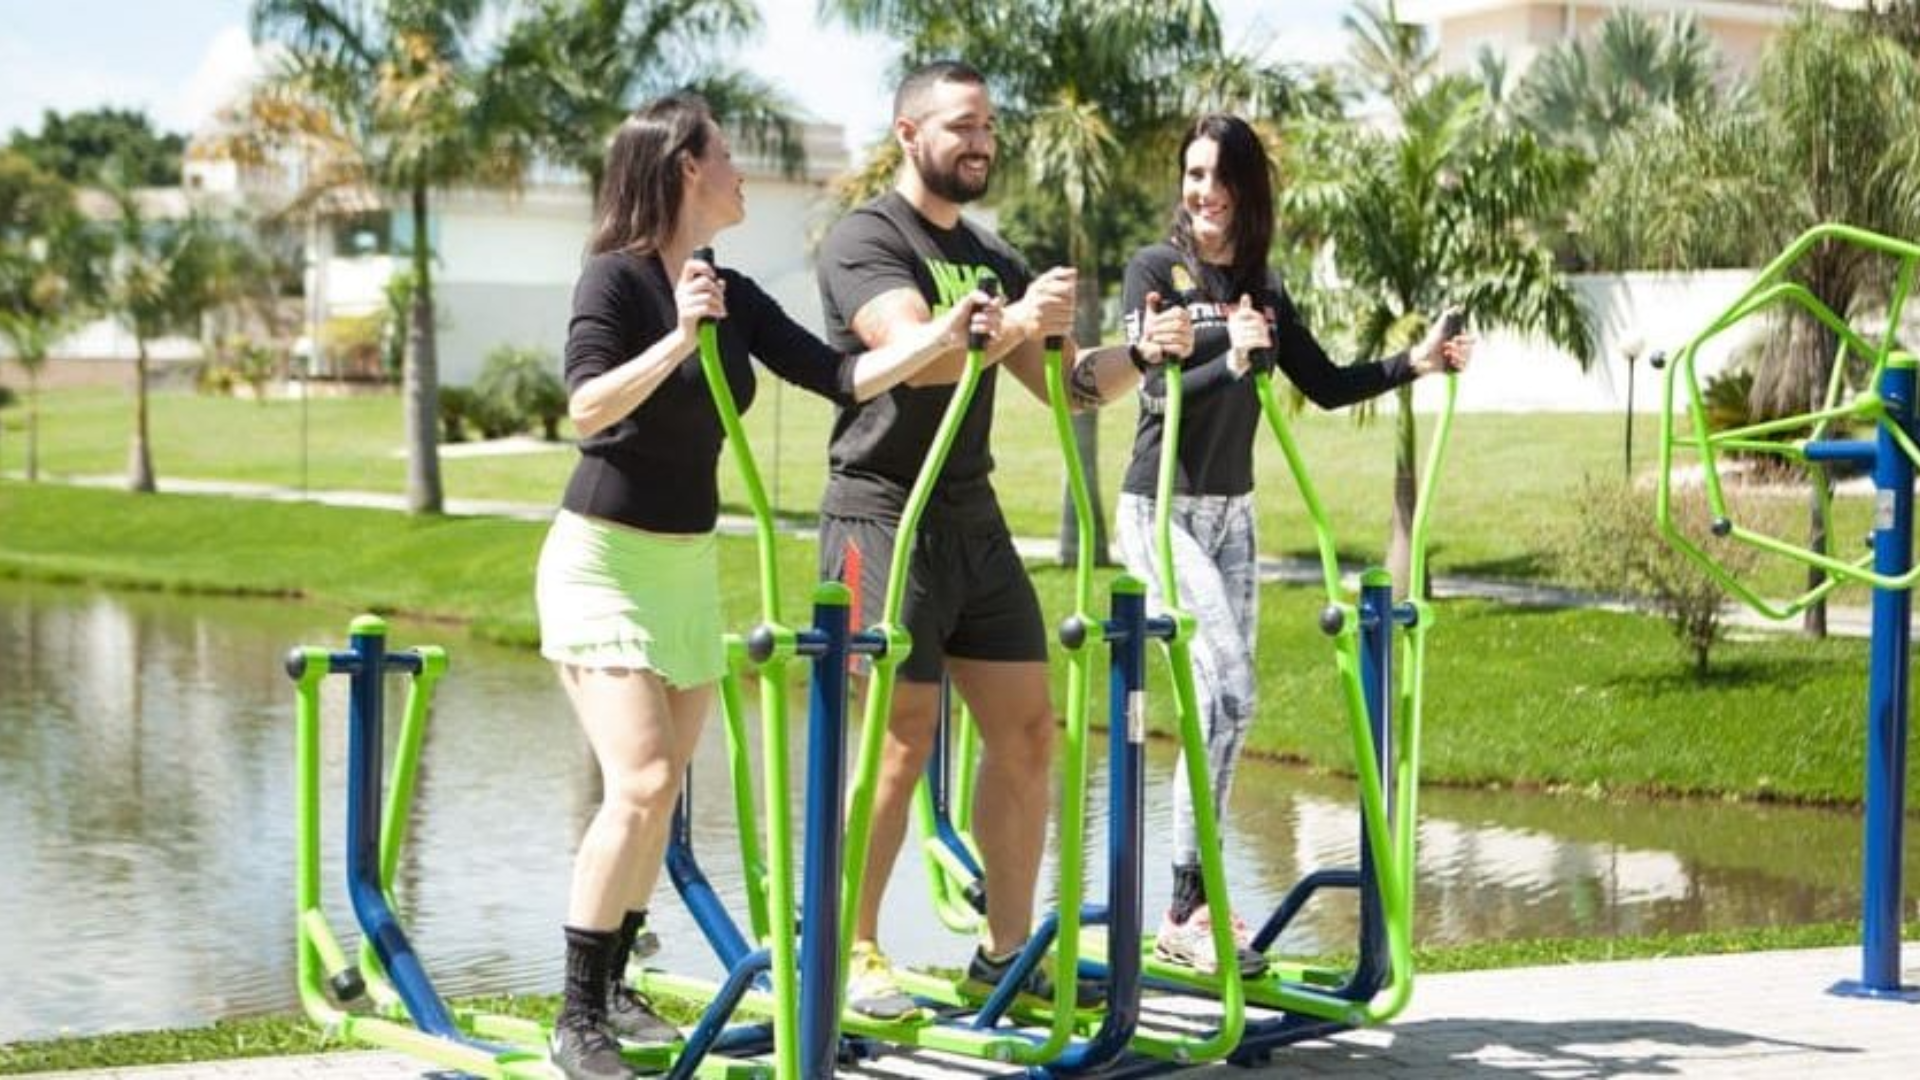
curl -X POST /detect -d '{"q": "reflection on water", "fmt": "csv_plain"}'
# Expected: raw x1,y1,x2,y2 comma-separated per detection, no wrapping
1,580,1912,1041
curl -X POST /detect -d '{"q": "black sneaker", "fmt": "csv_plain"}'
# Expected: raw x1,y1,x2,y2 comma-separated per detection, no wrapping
607,982,681,1044
550,1015,635,1080
960,946,1107,1012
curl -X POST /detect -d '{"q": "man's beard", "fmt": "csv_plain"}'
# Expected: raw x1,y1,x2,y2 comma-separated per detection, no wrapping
917,147,991,203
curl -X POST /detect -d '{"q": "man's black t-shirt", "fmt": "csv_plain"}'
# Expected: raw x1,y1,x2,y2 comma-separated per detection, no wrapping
1120,242,1414,498
816,191,1033,527
560,249,856,534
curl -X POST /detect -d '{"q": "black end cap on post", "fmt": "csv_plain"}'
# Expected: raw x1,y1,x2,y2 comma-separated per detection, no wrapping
1648,350,1668,371
1059,615,1089,649
283,647,309,680
330,967,366,1002
692,247,716,326
1318,605,1345,636
969,274,1000,351
1711,517,1733,538
746,625,777,665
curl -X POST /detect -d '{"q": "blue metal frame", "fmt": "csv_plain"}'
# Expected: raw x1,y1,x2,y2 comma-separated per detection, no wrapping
1822,359,1919,1001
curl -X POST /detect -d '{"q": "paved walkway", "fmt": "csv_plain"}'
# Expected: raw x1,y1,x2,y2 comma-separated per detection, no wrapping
15,944,1919,1078
25,473,1884,638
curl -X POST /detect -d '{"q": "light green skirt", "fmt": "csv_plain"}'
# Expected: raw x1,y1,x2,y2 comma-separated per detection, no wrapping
535,510,726,688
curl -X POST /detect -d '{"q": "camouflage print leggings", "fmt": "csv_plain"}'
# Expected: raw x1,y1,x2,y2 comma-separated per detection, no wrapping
1115,492,1259,867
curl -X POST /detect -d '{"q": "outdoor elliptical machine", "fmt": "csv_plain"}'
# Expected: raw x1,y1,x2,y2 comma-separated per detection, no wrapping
287,618,783,1078
901,295,1462,1065
1122,311,1460,1062
1654,222,1920,1001
643,263,1144,1073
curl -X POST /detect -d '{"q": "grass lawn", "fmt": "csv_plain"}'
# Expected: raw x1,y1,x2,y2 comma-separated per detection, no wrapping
0,383,1880,602
0,481,1903,807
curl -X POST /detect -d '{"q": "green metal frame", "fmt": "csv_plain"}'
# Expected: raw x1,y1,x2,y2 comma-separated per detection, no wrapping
684,319,806,1078
1655,223,1920,617
290,627,716,1078
1115,365,1458,1030
828,334,1100,1063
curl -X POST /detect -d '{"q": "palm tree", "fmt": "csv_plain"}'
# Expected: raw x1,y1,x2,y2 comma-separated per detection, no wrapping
0,152,101,481
823,0,1306,565
1513,6,1722,161
1584,11,1920,634
244,0,536,514
1285,72,1593,593
101,185,227,493
491,0,804,201
1299,1,1591,593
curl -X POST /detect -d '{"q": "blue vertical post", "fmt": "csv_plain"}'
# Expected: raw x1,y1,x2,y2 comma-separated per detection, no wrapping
800,583,854,1079
340,615,457,1036
1859,355,1915,995
1106,578,1148,1044
1349,570,1394,995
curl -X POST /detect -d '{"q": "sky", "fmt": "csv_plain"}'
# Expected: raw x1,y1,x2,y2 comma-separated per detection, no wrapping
0,0,1353,153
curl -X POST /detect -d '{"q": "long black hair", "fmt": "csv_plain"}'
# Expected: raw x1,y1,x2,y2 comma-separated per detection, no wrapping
1168,113,1275,299
588,93,714,256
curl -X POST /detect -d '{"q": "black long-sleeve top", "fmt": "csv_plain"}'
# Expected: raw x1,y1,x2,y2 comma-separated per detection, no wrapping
1120,242,1415,498
561,250,857,533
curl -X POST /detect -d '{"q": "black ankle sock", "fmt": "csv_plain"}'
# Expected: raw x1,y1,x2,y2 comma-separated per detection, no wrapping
611,909,647,981
561,925,619,1025
1169,863,1205,924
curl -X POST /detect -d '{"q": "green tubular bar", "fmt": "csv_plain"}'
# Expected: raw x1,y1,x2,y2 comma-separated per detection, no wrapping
1229,366,1462,1027
1657,224,1920,616
833,325,1092,1064
1145,353,1247,1061
910,698,989,933
692,318,803,1080
1034,338,1098,1053
290,645,568,1079
717,638,771,943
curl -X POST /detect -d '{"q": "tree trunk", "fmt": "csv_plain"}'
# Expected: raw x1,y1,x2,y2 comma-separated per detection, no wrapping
1388,384,1421,598
405,183,444,515
1800,315,1839,638
1057,260,1110,567
26,368,39,482
127,339,155,493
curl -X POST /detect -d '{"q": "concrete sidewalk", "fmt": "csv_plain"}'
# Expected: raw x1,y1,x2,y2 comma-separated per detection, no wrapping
17,944,1919,1078
27,473,1885,638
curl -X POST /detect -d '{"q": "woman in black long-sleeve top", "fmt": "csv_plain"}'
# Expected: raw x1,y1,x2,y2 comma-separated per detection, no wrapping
535,93,1000,1080
1114,112,1469,984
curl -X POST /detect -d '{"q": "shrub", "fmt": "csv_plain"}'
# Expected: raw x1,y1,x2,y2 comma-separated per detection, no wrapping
438,385,476,443
474,345,566,440
1546,476,1757,678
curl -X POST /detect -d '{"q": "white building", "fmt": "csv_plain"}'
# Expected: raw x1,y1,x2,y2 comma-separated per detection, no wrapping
299,124,851,387
1400,0,1861,79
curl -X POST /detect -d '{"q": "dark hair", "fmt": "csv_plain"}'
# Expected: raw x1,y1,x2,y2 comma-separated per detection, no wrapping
1168,114,1275,299
588,93,714,256
894,60,988,121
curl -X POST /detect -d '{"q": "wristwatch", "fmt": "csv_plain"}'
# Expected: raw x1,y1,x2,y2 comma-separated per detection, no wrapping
1127,342,1154,373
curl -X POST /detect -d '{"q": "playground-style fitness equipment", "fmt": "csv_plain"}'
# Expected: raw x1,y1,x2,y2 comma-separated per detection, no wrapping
918,299,1461,1061
288,618,737,1077
1655,222,1920,1000
1110,312,1459,1059
641,261,1122,1073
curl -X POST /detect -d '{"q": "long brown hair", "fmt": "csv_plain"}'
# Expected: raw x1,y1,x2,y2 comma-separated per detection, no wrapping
588,93,713,256
1168,113,1275,299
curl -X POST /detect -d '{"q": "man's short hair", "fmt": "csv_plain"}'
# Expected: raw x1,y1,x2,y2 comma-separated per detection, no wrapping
894,60,989,121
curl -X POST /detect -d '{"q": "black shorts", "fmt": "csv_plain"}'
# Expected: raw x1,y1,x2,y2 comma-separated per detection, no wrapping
817,513,1049,683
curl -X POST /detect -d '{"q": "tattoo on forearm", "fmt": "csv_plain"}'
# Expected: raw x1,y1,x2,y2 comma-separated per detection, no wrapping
1069,353,1104,409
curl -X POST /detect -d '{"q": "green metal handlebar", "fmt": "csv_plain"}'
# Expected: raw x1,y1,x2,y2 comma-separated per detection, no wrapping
1655,224,1920,618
